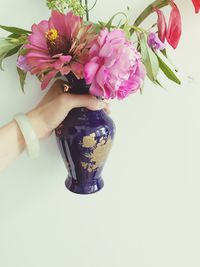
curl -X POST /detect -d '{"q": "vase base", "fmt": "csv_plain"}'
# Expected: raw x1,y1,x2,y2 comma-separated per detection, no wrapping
65,176,104,195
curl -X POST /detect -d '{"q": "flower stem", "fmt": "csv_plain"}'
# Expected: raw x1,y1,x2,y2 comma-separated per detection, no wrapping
85,0,89,21
130,0,170,35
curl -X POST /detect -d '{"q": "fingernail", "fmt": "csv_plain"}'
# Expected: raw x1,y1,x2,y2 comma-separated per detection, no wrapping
97,101,106,110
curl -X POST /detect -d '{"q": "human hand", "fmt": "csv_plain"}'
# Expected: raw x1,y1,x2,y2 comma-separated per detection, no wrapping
27,80,110,139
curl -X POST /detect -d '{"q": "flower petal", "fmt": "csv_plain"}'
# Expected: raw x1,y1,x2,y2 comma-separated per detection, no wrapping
155,8,167,43
41,70,58,90
60,66,71,75
50,10,66,35
166,1,182,49
84,62,99,84
71,62,84,78
90,80,104,97
192,0,200,13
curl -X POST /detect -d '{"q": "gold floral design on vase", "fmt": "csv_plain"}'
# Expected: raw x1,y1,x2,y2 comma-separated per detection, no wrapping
81,133,113,172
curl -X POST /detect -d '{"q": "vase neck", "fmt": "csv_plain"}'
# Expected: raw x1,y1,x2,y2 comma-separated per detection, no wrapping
65,72,89,95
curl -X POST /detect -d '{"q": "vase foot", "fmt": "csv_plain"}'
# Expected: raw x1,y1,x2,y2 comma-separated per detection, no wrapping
65,176,104,195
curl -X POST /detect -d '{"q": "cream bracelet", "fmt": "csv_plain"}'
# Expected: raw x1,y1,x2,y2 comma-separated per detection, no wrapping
14,113,40,158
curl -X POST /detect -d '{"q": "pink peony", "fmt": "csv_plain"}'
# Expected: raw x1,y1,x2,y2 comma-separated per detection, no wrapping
25,11,95,89
84,28,145,100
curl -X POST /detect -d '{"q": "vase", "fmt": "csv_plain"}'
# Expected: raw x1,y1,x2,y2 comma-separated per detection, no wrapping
55,73,115,195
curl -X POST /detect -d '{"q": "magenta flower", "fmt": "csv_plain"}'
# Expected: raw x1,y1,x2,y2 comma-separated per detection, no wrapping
147,32,166,51
25,11,95,89
84,28,145,100
17,55,31,72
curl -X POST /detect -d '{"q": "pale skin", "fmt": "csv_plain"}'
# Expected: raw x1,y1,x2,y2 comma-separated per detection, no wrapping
0,80,109,172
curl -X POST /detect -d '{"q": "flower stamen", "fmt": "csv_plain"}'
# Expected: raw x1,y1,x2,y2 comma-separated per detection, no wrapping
45,28,59,43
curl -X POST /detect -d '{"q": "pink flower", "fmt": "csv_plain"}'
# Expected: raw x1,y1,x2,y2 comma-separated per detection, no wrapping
155,1,182,49
84,28,145,100
155,8,167,43
192,0,200,13
166,1,182,49
25,11,95,89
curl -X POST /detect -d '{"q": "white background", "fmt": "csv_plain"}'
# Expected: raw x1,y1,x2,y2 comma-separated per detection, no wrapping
1,0,200,266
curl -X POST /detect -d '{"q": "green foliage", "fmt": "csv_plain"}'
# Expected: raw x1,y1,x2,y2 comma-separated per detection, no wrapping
138,32,181,87
46,0,85,16
0,35,27,70
0,25,30,91
156,54,181,85
0,24,29,69
0,39,20,70
0,25,31,35
17,67,27,92
139,33,159,82
105,12,128,31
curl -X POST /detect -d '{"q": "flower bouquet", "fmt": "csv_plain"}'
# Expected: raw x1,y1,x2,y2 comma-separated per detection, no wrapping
0,0,199,194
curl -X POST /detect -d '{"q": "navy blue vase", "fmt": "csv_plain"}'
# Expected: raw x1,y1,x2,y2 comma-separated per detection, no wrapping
55,73,115,195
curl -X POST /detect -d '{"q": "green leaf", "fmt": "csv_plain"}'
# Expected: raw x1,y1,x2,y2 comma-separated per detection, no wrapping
0,38,23,70
140,83,144,95
17,67,27,92
98,21,106,26
156,54,181,85
5,45,22,58
0,25,31,35
154,79,164,88
0,52,8,70
0,35,26,70
0,40,19,70
0,39,14,49
93,23,104,34
8,33,21,38
161,48,168,58
139,33,159,81
105,12,127,31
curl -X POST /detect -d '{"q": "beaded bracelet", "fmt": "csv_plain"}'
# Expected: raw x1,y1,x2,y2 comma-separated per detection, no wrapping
14,113,40,158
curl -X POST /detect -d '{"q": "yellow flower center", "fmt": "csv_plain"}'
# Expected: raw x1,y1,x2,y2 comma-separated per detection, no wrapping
45,28,59,43
45,28,71,57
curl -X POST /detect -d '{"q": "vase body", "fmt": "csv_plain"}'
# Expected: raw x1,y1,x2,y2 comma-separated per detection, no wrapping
55,107,115,195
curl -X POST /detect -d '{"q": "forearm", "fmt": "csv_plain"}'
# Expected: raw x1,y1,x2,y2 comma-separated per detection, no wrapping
0,84,107,172
0,120,25,172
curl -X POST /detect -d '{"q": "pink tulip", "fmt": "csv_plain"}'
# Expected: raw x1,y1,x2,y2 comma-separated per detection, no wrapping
155,1,182,49
166,1,182,49
155,8,167,43
192,0,200,13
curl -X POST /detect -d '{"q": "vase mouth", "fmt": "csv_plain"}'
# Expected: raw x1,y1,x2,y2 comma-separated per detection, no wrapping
73,107,105,113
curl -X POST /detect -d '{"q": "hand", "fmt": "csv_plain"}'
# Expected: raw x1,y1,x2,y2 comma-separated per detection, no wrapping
27,80,110,139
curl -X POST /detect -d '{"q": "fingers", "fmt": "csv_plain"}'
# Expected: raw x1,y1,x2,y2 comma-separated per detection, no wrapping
72,95,108,111
37,79,65,107
37,79,112,114
104,103,111,114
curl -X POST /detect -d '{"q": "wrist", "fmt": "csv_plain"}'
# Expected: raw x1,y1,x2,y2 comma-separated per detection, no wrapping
27,109,51,140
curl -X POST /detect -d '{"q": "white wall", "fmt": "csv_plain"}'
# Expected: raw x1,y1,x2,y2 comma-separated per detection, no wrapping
0,1,200,266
